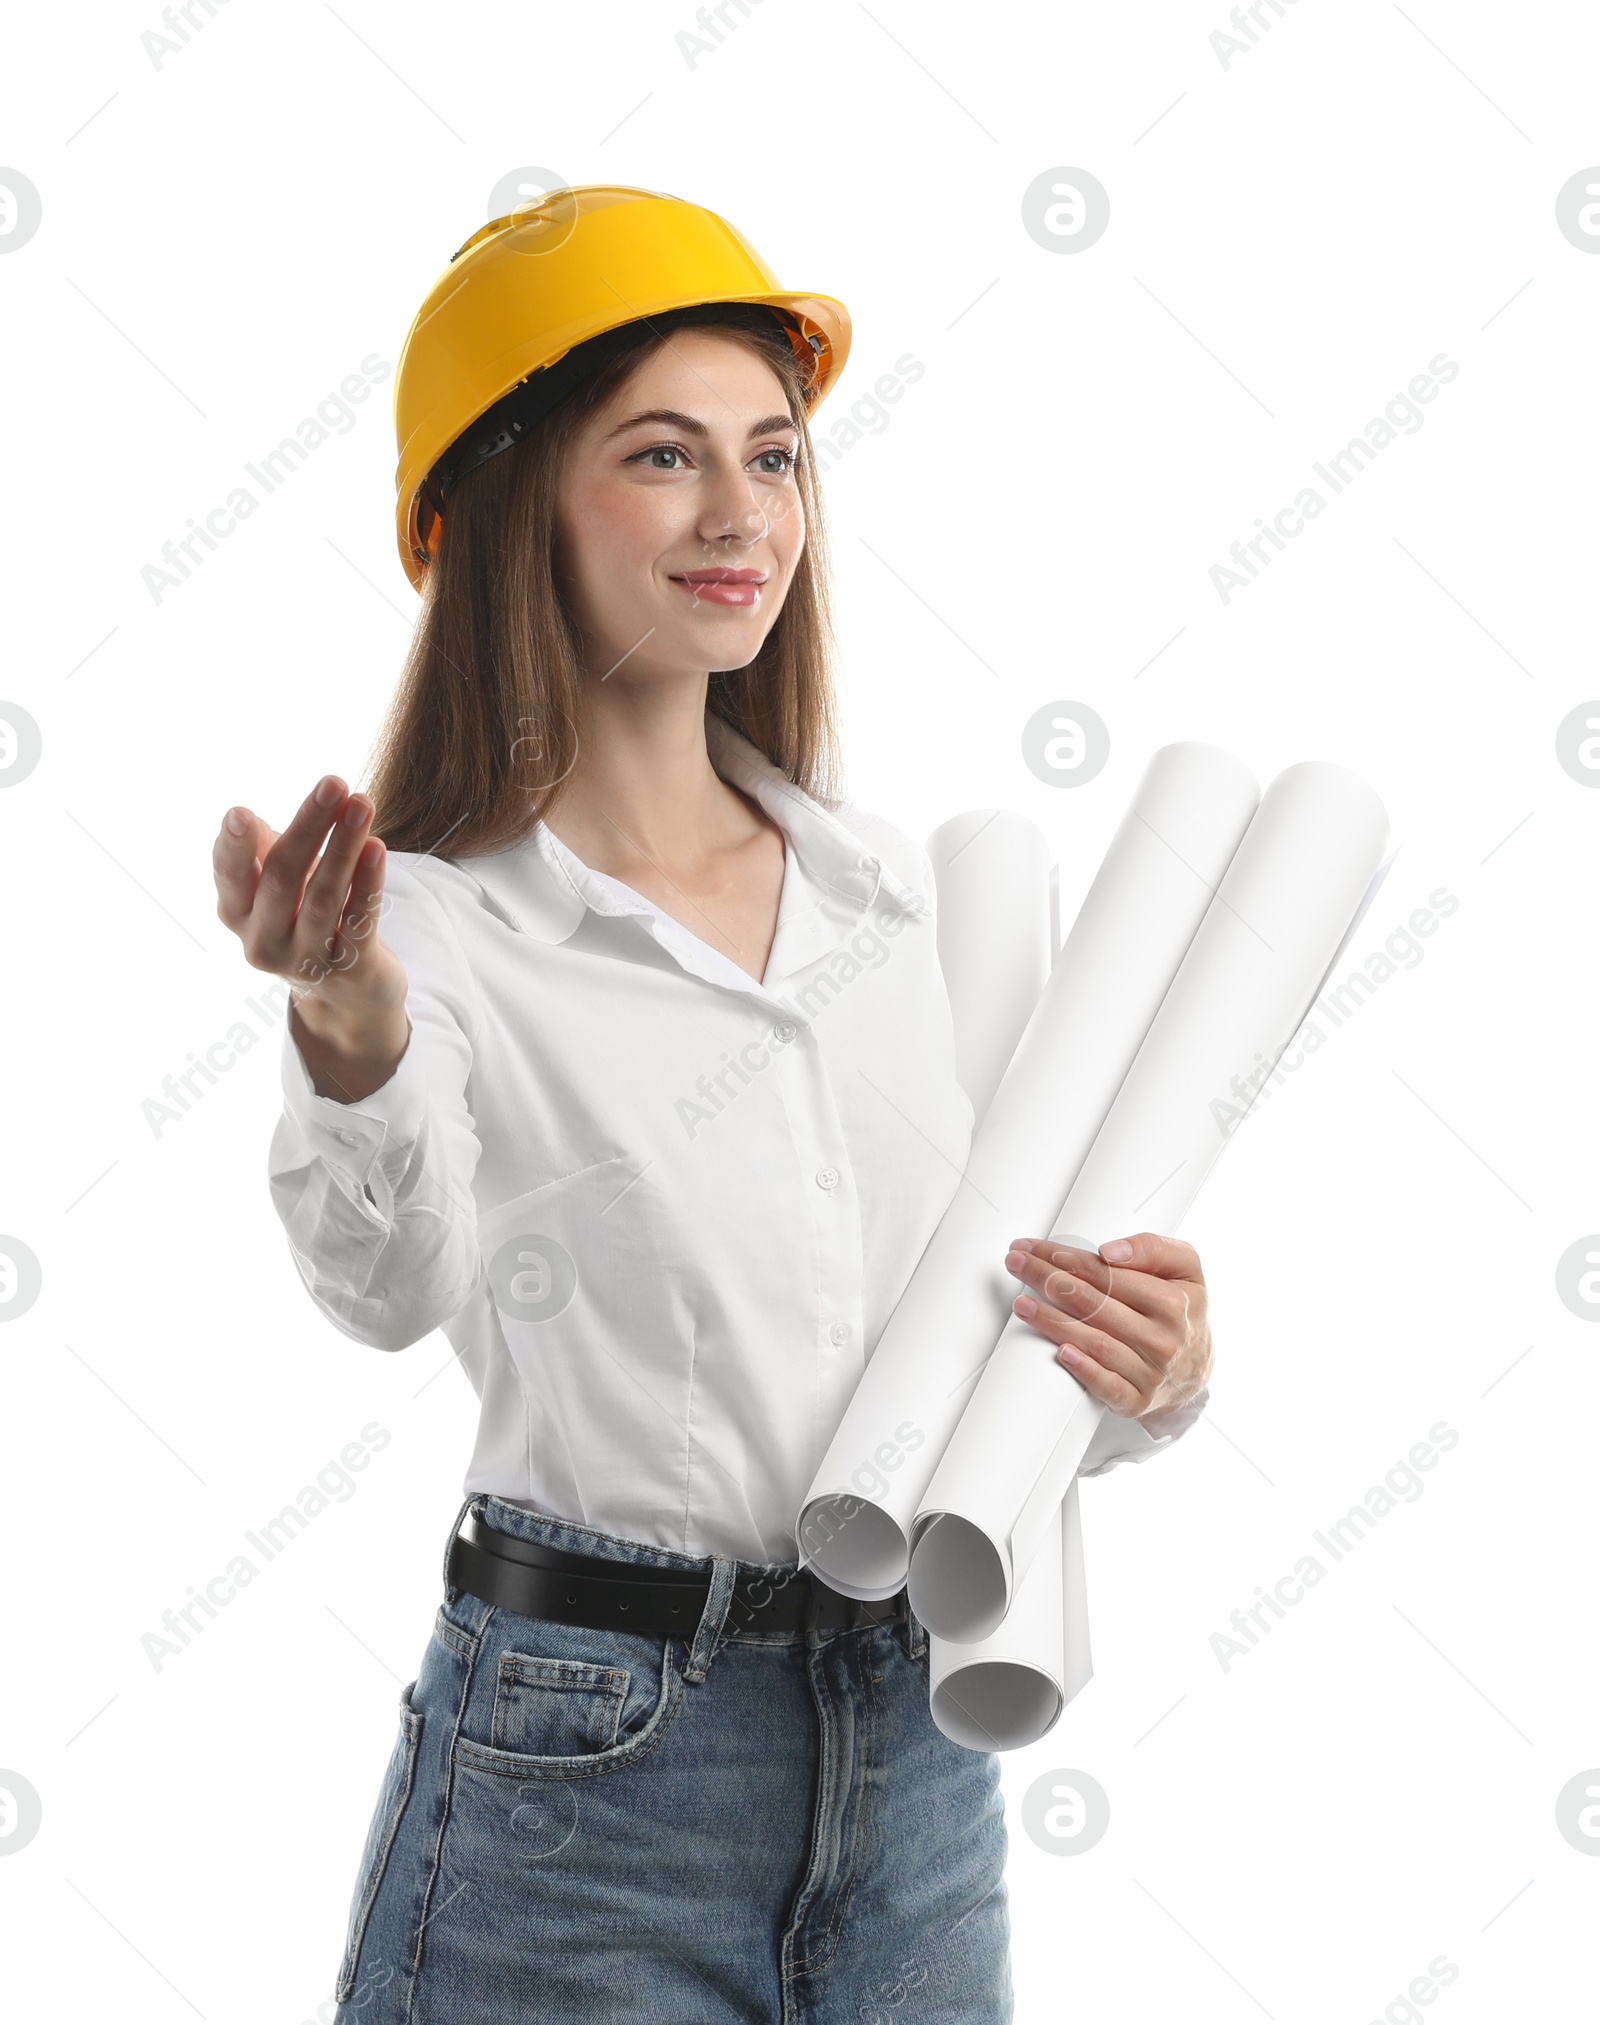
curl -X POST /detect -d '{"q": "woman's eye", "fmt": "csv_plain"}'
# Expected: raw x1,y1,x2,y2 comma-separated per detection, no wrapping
625,443,795,474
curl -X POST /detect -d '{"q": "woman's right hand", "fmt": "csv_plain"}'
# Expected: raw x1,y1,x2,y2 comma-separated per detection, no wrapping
213,775,412,1103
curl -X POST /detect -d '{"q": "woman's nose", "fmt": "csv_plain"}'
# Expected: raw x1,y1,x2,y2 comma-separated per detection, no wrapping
698,495,768,547
695,460,790,548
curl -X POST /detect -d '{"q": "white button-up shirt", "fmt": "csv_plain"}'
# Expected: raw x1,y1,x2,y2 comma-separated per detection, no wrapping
268,710,1200,1564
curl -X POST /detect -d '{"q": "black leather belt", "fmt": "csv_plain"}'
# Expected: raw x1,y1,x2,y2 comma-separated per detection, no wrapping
448,1509,907,1638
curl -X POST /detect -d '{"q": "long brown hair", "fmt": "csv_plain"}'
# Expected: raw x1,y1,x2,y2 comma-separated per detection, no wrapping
364,306,845,861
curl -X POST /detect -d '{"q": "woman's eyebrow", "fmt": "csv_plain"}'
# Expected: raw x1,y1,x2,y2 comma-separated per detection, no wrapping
603,407,798,441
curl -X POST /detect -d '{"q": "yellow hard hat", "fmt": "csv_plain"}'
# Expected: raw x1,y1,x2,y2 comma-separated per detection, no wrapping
392,183,852,590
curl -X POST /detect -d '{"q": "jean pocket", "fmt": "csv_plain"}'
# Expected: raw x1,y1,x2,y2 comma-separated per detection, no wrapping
453,1617,684,1784
336,1681,424,2003
491,1651,628,1756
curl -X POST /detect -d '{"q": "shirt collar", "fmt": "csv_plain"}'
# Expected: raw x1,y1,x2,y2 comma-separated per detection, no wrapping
453,709,927,948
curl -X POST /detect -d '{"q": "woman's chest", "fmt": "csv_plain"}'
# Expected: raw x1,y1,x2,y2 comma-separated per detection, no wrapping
462,906,974,1232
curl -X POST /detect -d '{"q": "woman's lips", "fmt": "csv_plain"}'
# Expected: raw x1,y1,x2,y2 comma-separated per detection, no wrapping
668,569,766,608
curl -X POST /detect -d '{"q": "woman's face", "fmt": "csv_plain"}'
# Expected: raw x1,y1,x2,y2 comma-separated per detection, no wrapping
553,328,805,684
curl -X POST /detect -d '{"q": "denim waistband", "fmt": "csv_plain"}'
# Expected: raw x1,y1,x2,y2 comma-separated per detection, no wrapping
444,1493,926,1667
463,1493,795,1581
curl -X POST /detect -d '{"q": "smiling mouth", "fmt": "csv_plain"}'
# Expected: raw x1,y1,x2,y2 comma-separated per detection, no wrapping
668,568,767,608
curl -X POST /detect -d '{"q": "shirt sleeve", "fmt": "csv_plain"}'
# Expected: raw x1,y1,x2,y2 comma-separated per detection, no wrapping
266,857,486,1351
1077,1384,1210,1477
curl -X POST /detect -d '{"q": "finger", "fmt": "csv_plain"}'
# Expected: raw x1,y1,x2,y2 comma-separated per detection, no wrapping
326,835,389,979
213,806,280,929
1020,1296,1174,1409
1004,1241,1182,1373
251,776,351,953
1012,1295,1149,1415
1097,1231,1204,1282
1016,1231,1198,1328
293,792,378,983
1004,1239,1166,1352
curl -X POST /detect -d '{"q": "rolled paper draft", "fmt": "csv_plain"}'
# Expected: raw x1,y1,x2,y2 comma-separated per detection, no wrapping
921,810,1077,1752
928,1474,1091,1753
1309,840,1403,1009
923,835,1402,1747
909,760,1392,1645
925,810,1054,1125
796,744,1261,1599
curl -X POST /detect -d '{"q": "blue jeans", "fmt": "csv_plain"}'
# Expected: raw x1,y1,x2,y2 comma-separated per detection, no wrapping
332,1494,1013,2023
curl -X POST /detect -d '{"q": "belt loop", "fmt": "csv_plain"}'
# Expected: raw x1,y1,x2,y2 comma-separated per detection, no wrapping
682,1557,737,1683
905,1596,927,1662
443,1493,479,1600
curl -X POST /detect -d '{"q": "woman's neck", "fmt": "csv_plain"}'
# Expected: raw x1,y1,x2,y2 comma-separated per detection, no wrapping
542,670,760,881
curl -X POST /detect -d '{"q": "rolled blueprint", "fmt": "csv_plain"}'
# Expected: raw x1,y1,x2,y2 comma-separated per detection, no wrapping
921,810,1084,1753
926,811,1054,1124
796,744,1261,1598
928,1474,1091,1752
909,761,1391,1644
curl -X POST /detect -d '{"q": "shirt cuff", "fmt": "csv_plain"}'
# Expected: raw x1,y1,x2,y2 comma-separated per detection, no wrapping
278,1013,431,1190
1078,1384,1210,1476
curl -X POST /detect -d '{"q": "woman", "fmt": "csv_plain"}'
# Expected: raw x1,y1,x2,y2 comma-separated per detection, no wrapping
213,186,1213,2024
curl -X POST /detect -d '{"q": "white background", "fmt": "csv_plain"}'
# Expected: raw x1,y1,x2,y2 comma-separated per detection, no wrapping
2,1,1596,2019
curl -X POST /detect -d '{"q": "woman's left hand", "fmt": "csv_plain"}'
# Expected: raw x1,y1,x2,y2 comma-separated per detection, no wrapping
1003,1233,1213,1425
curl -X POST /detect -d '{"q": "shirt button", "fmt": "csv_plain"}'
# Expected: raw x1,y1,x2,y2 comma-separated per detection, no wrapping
815,1166,839,1191
336,1130,358,1147
773,1021,797,1043
829,1322,850,1346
